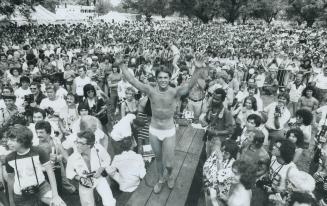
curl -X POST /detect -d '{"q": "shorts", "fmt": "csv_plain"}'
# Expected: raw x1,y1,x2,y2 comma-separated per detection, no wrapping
14,181,52,206
149,126,176,141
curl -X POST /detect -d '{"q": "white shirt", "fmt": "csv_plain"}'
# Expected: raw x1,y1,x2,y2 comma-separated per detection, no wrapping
55,87,68,100
110,151,146,192
117,80,133,100
40,98,67,116
66,145,111,187
264,102,291,130
288,82,306,102
317,105,327,127
74,76,91,96
14,87,32,112
314,74,327,89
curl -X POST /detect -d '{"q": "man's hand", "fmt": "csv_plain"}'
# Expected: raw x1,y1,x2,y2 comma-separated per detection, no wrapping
51,195,66,206
94,167,105,178
193,53,206,68
114,51,125,65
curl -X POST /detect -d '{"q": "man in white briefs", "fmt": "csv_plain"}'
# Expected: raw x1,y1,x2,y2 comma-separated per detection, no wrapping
118,52,204,193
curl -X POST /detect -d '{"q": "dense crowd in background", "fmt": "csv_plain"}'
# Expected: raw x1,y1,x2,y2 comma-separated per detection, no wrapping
0,19,327,206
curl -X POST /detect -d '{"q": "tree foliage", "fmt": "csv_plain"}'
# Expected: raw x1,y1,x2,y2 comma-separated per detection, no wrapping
122,0,173,20
286,0,327,27
171,0,219,23
96,0,112,15
250,0,285,24
219,0,248,23
0,0,58,18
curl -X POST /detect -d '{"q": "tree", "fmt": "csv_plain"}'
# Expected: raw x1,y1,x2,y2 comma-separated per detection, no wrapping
217,0,248,24
122,0,173,21
286,0,326,27
250,0,286,24
0,0,35,17
96,0,112,15
0,0,58,18
171,0,219,23
41,0,59,13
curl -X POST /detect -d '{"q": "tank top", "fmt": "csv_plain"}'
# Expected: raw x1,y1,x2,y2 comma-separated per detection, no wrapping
75,76,91,96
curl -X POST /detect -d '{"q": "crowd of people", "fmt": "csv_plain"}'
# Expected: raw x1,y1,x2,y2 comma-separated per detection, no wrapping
0,19,327,206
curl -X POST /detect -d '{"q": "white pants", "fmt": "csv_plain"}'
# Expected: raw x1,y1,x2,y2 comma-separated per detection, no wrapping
79,177,116,206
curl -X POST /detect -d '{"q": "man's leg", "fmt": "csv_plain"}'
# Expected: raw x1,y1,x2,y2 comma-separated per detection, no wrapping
78,184,96,206
172,55,180,74
95,177,116,206
149,133,164,193
163,133,176,189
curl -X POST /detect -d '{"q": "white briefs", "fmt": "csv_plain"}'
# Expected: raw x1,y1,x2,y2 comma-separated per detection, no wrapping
149,126,176,141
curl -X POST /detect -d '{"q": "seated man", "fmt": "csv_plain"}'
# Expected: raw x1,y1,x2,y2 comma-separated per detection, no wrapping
66,130,115,206
108,137,146,193
5,125,65,206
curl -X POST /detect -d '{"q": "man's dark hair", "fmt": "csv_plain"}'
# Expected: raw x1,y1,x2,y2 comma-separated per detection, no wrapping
20,76,30,84
213,88,226,102
35,120,52,134
247,114,262,127
119,137,133,152
221,139,239,160
33,108,46,119
277,92,290,104
7,125,33,148
253,130,265,147
232,160,257,190
30,81,41,89
278,139,296,164
77,129,95,146
295,109,313,126
155,65,172,78
289,191,315,205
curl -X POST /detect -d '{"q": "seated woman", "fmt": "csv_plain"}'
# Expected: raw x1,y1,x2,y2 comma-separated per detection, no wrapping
121,87,138,117
82,84,108,129
285,128,305,164
203,140,239,206
108,137,146,193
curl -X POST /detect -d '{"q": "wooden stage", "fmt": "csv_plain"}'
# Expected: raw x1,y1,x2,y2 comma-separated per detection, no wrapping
121,125,206,206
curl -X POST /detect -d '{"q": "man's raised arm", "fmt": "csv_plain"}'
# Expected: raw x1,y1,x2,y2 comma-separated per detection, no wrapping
176,53,204,97
117,54,151,95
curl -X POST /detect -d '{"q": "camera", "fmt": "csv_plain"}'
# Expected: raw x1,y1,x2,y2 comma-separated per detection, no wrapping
24,94,34,104
316,125,327,144
83,171,96,178
21,185,39,196
256,176,273,193
275,106,282,117
45,107,55,116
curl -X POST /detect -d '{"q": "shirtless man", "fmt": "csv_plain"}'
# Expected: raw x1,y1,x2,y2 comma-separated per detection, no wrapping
118,52,204,193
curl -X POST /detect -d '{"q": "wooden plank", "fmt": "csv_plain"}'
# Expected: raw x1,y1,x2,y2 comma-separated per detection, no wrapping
176,126,187,144
125,162,158,206
176,126,197,153
145,151,187,206
166,153,201,206
188,129,205,155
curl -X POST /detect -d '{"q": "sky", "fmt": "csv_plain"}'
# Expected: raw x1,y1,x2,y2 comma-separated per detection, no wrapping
111,0,121,7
